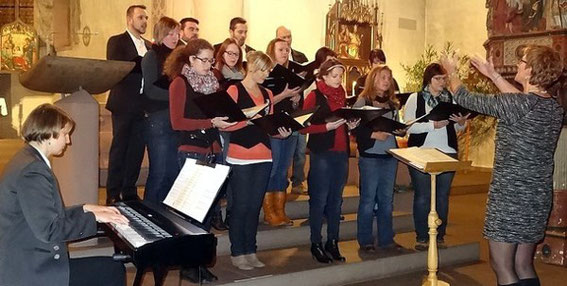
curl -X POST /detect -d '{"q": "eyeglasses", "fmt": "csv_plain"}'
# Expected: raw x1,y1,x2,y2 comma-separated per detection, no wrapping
192,56,215,64
518,59,528,66
224,51,239,58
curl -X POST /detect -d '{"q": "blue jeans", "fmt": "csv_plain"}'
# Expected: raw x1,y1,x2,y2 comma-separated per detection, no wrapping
177,152,223,231
144,110,179,203
409,167,455,242
308,151,348,244
228,162,272,256
267,134,298,191
357,155,398,247
291,133,307,187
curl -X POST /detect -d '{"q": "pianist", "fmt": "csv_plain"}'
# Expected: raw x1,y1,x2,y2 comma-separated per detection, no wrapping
0,104,128,286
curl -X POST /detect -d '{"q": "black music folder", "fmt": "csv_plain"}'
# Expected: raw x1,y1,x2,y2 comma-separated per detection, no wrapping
329,107,392,124
262,64,314,94
251,107,317,135
424,102,477,121
396,92,412,106
366,116,408,134
288,60,319,77
193,91,269,122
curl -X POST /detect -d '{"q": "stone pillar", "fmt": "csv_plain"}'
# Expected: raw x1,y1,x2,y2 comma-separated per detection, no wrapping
52,89,99,206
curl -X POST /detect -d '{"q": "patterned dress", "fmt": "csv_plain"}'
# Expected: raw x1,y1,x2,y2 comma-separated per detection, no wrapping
454,86,564,243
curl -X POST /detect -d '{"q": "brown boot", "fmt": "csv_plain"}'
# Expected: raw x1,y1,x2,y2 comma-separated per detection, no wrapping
263,192,284,226
274,191,293,225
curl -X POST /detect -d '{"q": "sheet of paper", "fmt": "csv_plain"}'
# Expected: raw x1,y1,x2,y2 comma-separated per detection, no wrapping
389,147,457,169
163,158,230,223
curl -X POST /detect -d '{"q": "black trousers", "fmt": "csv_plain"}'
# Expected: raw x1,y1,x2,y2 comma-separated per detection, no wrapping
106,113,145,200
69,257,125,286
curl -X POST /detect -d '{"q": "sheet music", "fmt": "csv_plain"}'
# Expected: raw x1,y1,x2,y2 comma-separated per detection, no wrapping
389,147,457,169
163,158,230,223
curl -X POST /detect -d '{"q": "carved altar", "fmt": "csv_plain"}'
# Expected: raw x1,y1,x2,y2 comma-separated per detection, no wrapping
325,0,382,96
485,0,567,80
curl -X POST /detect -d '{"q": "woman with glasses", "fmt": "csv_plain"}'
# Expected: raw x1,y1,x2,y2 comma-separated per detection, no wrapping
141,16,180,203
222,51,292,270
261,38,302,227
164,38,235,284
213,38,245,90
441,45,565,286
403,63,469,252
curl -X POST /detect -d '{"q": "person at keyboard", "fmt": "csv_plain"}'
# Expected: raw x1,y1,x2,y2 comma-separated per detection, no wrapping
0,104,129,286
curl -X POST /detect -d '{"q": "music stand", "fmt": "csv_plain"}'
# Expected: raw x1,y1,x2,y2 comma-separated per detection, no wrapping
19,56,134,206
388,147,471,286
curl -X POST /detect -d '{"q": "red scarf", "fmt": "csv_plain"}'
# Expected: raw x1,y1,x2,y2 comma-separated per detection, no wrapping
316,80,345,110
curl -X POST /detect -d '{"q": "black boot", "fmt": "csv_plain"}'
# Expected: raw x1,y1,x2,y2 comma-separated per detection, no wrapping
518,278,540,286
311,243,332,264
325,239,346,262
180,266,200,283
199,266,218,283
211,211,228,231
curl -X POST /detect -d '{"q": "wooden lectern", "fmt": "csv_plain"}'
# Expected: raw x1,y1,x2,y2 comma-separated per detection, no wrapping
388,147,471,286
19,56,134,206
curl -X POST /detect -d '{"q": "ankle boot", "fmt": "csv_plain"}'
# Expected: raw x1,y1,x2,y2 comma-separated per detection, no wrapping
274,191,293,225
518,278,540,286
325,239,346,262
311,243,332,264
263,192,284,226
211,210,228,231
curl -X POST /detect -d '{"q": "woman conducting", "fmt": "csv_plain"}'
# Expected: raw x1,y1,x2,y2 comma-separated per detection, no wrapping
441,45,565,286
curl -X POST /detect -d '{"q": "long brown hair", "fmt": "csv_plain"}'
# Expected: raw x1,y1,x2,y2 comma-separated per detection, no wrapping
360,65,399,108
163,38,213,80
214,38,244,73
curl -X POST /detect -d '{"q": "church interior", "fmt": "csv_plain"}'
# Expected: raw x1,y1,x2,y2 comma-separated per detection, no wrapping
0,0,566,285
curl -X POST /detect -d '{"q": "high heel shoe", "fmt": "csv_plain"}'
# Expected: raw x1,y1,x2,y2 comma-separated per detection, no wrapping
311,243,332,264
325,239,346,262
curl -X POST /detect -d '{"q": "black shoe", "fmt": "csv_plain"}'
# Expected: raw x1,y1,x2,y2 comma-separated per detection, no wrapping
311,243,332,264
325,240,346,262
180,266,200,283
361,244,376,253
199,266,218,283
211,212,228,231
106,196,121,206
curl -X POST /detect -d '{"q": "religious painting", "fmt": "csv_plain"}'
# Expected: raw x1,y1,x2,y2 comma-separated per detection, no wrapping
1,21,38,71
337,23,372,60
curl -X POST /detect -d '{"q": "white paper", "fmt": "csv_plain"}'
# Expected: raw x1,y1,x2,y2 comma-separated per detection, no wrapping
163,158,230,223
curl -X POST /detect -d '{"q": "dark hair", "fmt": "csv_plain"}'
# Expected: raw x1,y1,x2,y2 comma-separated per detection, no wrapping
22,104,75,143
369,49,386,64
180,17,199,27
215,38,244,73
126,5,146,17
230,17,247,30
422,63,447,90
317,58,345,80
163,39,214,80
314,47,337,68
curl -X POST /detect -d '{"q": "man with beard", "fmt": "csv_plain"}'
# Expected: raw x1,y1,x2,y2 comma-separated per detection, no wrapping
178,17,199,46
105,5,151,205
214,17,255,60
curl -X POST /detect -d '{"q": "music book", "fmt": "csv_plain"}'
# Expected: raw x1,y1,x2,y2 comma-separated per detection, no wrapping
288,60,319,77
329,106,392,124
262,64,313,94
388,147,470,173
366,116,408,134
424,102,477,121
163,158,230,223
193,91,269,122
251,107,317,135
